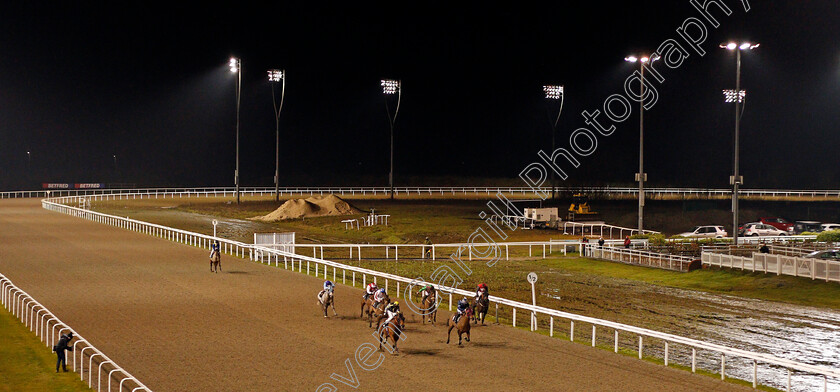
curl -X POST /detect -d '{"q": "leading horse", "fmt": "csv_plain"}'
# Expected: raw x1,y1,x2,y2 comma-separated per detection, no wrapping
210,251,221,273
318,290,337,318
376,312,406,354
446,307,472,345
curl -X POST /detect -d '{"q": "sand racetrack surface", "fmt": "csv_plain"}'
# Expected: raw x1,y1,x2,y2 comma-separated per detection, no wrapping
0,199,750,392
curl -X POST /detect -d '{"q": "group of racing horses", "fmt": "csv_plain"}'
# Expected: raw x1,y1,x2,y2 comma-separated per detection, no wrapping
318,282,491,352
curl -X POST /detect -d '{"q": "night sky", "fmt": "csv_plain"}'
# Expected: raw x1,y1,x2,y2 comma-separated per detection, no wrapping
2,2,839,190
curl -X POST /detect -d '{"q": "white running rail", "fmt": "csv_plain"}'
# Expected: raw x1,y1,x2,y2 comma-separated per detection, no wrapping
0,273,152,392
39,195,840,391
5,186,840,199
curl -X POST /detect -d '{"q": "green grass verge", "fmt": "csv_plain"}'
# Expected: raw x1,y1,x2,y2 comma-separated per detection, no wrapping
552,257,840,310
0,306,90,392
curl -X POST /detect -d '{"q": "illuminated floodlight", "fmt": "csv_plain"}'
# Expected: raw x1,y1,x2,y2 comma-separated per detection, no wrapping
739,43,751,50
267,69,283,82
723,89,746,103
381,79,400,95
229,57,240,73
543,85,564,99
725,42,737,50
624,56,638,63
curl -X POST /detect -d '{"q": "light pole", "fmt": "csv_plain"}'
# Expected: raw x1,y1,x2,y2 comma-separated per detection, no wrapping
720,42,759,245
542,85,564,199
113,154,118,180
624,54,659,234
381,79,401,200
26,151,31,173
268,69,285,202
229,57,242,204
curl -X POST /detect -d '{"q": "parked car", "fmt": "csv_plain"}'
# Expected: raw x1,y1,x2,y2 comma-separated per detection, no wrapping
821,223,840,232
804,249,840,260
759,217,795,233
794,221,823,234
742,223,787,237
677,226,728,238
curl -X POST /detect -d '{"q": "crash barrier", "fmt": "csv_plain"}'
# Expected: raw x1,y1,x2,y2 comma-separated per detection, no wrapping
41,196,839,391
0,273,152,392
585,244,696,272
702,252,840,283
7,185,840,199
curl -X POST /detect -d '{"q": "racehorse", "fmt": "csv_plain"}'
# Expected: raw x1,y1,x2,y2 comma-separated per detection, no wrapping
446,307,473,345
420,290,438,325
376,312,406,354
210,250,221,273
318,290,337,318
361,293,391,328
471,292,489,325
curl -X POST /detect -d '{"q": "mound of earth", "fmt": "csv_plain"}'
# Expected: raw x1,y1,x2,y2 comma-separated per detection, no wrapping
250,194,361,221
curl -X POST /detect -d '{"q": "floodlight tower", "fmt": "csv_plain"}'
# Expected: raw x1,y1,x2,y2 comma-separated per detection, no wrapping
624,54,660,234
542,85,564,199
229,57,242,204
381,79,401,200
720,41,759,244
268,69,285,202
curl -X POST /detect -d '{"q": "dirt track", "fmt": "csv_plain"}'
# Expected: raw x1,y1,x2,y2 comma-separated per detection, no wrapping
0,199,750,391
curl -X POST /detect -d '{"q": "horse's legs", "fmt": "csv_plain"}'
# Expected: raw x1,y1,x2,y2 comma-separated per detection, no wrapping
466,330,471,342
446,325,454,344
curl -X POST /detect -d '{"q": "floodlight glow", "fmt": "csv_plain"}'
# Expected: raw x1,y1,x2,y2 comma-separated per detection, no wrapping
723,89,746,103
381,79,400,95
543,85,564,99
267,69,283,82
640,57,650,63
739,43,751,50
726,43,737,50
229,58,240,73
625,56,638,63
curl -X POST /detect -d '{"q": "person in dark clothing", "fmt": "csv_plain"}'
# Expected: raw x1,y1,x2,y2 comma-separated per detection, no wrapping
759,243,770,254
54,332,74,372
597,237,605,248
624,236,631,249
581,236,589,256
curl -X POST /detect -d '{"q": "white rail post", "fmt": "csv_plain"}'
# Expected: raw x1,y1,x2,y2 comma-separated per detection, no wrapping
512,308,516,327
638,336,643,359
692,348,696,373
721,353,726,380
752,359,757,388
614,330,618,353
570,320,574,341
664,342,669,366
550,317,554,337
449,292,452,311
592,325,596,347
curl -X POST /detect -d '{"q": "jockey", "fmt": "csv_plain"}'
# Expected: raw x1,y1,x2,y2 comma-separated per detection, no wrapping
475,283,488,300
381,301,401,326
319,280,334,298
373,288,386,307
210,240,220,257
363,282,378,300
417,283,435,303
454,297,470,323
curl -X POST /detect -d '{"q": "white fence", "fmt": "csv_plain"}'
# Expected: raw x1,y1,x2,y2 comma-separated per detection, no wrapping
6,186,840,200
38,195,840,391
0,273,152,392
702,252,840,283
585,244,696,272
560,221,659,239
